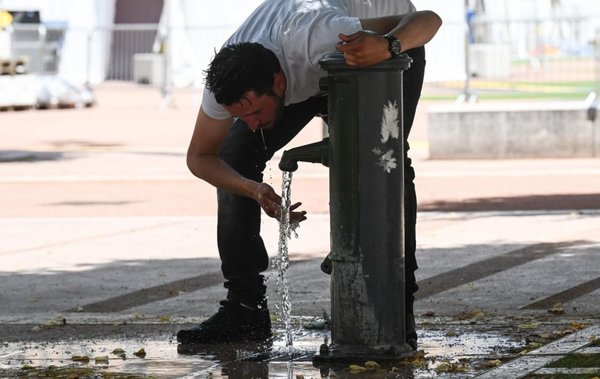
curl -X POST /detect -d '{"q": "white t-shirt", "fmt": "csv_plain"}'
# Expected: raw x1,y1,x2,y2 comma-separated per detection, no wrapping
202,0,416,120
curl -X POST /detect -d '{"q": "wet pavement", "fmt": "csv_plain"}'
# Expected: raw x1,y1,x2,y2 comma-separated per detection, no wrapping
2,210,599,378
0,323,526,378
2,318,598,378
2,84,600,378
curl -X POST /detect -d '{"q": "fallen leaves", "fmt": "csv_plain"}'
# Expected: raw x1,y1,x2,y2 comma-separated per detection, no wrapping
454,310,486,321
348,364,367,374
31,315,67,331
65,347,146,366
525,341,542,350
364,361,380,369
133,348,146,358
94,355,109,364
111,348,126,359
482,359,502,369
346,360,393,375
548,302,565,315
569,321,587,331
71,355,90,363
518,322,540,330
435,360,470,373
397,350,429,369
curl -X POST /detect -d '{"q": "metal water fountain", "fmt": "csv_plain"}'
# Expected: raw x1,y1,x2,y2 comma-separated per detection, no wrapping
279,53,414,362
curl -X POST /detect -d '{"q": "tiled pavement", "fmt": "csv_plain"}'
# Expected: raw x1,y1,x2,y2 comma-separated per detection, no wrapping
1,85,600,377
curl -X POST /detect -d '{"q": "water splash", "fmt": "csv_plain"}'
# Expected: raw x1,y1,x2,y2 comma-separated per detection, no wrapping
272,170,294,349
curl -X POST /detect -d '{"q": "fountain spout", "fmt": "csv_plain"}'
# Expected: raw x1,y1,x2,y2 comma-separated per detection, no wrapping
278,137,330,172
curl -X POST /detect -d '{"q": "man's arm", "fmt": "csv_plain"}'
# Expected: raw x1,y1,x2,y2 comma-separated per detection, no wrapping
336,10,442,67
186,107,259,197
187,107,306,222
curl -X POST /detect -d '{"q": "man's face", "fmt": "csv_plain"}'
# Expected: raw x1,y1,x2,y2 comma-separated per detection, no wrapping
224,90,284,131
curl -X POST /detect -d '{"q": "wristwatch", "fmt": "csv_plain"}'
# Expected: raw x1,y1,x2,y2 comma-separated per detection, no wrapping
384,34,402,58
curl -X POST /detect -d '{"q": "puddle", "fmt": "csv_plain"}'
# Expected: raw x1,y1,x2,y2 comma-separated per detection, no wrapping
421,328,521,357
0,328,327,378
0,322,525,378
0,338,202,378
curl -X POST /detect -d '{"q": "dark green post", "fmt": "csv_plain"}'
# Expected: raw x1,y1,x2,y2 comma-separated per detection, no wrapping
279,52,413,362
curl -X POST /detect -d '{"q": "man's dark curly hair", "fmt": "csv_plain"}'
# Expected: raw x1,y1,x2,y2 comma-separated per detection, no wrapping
205,42,282,106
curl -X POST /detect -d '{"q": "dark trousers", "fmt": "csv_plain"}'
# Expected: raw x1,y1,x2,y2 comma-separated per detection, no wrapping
217,47,426,311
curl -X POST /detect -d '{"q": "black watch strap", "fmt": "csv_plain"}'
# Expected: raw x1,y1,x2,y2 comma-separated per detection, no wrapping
384,34,402,58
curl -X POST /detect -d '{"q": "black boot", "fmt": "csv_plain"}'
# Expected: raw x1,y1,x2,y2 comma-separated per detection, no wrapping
177,300,272,344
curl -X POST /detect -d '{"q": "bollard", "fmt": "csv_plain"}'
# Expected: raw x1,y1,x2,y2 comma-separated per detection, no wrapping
279,52,413,362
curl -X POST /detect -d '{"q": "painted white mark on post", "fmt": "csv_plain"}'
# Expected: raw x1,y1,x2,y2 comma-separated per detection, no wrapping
380,100,400,143
373,100,400,174
377,149,397,173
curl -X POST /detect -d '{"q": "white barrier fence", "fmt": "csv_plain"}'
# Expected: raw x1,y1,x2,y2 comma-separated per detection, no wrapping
1,15,599,107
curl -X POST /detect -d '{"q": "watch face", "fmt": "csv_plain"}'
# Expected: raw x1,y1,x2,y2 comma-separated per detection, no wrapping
391,39,401,55
386,35,401,57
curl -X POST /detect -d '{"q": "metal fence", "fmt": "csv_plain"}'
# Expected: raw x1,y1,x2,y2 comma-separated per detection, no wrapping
102,24,159,82
2,23,65,74
4,23,233,86
459,14,600,100
3,15,600,101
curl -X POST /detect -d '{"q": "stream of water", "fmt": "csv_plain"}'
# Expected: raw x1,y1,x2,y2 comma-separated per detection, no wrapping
272,170,294,348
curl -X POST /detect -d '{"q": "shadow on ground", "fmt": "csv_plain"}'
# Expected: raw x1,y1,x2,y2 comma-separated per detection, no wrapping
0,150,69,163
420,193,600,212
